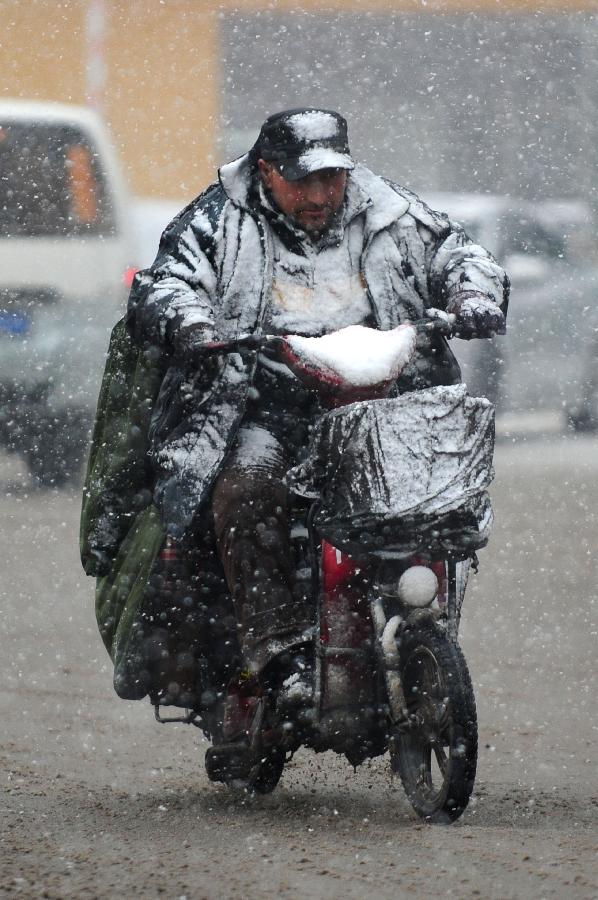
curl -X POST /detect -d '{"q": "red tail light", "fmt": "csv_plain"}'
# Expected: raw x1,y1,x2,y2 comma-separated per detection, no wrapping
123,266,139,289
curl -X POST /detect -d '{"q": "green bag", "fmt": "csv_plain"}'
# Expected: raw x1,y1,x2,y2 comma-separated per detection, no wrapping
96,504,166,698
79,317,167,698
80,316,164,578
95,504,235,703
80,317,235,704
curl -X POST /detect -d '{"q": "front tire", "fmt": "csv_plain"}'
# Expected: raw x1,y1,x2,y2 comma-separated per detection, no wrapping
391,623,477,824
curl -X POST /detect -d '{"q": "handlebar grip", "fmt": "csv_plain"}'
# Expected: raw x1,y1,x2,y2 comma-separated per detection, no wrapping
197,335,261,354
417,314,456,339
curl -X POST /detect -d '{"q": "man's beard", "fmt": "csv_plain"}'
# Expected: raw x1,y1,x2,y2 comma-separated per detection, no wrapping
291,205,337,235
259,182,341,237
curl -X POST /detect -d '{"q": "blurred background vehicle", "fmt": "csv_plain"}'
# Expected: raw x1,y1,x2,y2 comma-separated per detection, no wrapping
424,192,598,432
0,99,136,485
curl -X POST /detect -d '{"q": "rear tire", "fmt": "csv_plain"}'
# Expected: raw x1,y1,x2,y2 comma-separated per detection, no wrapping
391,623,477,824
205,744,284,795
246,747,285,795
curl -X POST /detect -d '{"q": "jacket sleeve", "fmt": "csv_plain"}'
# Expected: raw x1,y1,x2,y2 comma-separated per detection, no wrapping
425,221,510,338
384,182,510,339
127,186,225,353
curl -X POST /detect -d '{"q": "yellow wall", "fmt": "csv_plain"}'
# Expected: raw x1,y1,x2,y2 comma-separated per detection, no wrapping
1,0,595,198
106,3,219,197
0,0,220,197
220,0,596,7
1,2,86,104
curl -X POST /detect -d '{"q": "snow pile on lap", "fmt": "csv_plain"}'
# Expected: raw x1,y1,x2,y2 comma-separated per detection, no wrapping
287,384,495,561
285,323,416,386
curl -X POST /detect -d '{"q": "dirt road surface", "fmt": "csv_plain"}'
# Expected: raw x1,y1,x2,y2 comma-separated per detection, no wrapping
1,433,597,899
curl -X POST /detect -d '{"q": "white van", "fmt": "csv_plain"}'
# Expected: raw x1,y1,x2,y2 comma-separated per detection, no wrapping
0,100,136,484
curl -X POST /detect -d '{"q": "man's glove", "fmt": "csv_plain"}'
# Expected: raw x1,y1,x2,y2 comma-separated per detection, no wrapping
446,291,506,340
173,320,214,355
425,307,456,336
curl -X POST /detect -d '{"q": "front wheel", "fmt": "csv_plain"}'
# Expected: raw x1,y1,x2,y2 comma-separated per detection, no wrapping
390,623,477,824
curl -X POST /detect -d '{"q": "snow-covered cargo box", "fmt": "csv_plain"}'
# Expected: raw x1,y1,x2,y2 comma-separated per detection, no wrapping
288,384,495,562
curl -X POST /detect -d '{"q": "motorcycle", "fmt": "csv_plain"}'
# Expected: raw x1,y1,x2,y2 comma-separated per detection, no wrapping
153,316,495,824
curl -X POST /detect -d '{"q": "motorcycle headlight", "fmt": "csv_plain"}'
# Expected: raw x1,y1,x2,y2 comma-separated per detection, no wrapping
397,566,439,608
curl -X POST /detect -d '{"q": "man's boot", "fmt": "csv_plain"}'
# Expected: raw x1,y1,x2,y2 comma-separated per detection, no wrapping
268,647,314,717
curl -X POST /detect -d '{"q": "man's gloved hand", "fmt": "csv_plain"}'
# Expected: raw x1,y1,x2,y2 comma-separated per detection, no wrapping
174,321,214,355
425,307,456,336
446,291,506,340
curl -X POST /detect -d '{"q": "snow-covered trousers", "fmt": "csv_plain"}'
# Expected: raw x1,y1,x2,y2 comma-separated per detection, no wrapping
211,422,315,673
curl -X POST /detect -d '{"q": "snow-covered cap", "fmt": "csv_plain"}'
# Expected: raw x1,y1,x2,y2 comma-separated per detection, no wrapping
254,108,354,181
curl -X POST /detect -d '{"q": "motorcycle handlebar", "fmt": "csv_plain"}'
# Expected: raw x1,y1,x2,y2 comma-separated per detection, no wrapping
195,334,281,356
194,315,455,358
418,314,456,339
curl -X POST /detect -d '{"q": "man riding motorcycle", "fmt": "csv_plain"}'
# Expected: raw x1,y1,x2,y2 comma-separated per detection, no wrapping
122,107,508,739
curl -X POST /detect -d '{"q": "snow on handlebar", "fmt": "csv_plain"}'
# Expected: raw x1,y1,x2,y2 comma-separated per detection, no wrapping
421,310,457,337
196,314,454,358
194,318,454,399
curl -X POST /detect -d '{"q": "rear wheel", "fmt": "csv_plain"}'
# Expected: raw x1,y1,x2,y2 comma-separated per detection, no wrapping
204,744,285,795
391,623,477,824
245,747,285,795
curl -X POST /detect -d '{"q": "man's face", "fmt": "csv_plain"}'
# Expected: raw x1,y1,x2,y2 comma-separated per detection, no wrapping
258,160,347,234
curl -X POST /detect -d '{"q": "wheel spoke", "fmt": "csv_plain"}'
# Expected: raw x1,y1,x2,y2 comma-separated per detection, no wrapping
432,741,449,777
435,698,451,734
416,745,433,791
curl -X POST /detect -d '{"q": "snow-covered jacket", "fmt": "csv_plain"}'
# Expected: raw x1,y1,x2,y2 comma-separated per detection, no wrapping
127,159,509,538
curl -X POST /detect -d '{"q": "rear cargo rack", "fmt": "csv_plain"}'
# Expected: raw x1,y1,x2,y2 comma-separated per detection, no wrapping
153,705,203,728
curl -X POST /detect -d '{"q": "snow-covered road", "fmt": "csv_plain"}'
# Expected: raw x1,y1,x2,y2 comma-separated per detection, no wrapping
1,433,597,899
